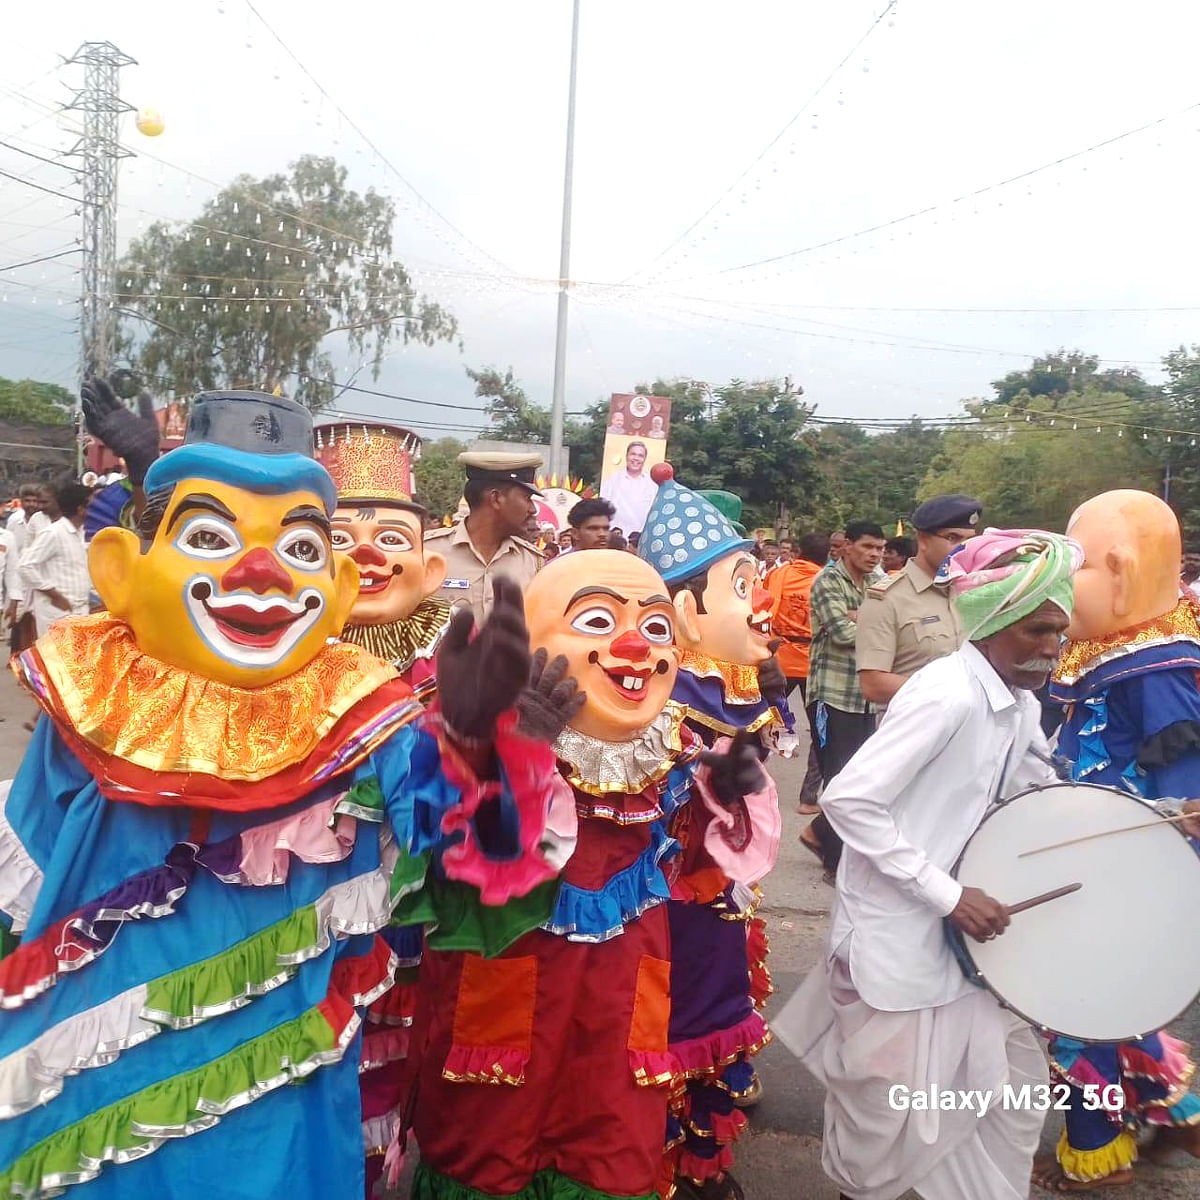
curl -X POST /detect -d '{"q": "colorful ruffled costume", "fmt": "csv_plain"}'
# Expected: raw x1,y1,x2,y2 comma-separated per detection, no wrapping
1048,598,1200,1179
0,620,563,1199
637,477,785,1196
410,703,705,1199
662,653,784,1193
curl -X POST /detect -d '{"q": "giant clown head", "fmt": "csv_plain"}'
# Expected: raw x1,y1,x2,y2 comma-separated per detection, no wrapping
315,422,446,628
89,392,359,688
1066,489,1184,641
637,467,772,666
525,550,680,741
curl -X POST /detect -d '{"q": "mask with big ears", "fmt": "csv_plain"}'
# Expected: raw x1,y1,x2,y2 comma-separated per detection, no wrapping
1066,490,1183,640
672,550,774,665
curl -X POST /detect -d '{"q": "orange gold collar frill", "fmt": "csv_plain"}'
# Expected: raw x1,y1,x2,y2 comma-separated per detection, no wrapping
13,615,413,789
1053,599,1200,686
678,649,762,704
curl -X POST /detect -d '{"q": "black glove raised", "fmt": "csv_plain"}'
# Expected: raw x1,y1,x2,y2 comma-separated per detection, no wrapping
436,577,531,742
757,645,788,709
517,648,586,742
699,729,766,808
81,376,160,485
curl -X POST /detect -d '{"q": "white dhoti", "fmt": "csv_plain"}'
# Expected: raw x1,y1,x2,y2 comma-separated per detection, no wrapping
774,952,1048,1200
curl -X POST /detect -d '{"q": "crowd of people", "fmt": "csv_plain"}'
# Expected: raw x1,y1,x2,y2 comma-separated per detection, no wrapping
0,381,1199,1200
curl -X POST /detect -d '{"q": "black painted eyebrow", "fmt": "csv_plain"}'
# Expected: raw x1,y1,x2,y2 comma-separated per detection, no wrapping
281,504,331,538
564,585,629,614
166,493,237,534
638,594,671,607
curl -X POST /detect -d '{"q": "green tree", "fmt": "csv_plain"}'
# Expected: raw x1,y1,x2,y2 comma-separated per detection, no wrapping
414,437,468,521
990,349,1156,406
0,377,74,426
116,155,459,410
1161,344,1200,534
920,388,1161,529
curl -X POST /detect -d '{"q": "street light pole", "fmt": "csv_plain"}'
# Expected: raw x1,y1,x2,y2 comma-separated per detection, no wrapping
548,0,581,480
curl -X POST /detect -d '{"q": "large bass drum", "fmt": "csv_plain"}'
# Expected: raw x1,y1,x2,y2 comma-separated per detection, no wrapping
949,781,1200,1043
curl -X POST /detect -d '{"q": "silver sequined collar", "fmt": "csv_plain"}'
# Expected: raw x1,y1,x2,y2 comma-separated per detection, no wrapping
553,702,689,796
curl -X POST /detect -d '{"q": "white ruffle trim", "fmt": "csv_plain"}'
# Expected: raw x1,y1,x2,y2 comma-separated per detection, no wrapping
0,779,43,935
0,852,401,1121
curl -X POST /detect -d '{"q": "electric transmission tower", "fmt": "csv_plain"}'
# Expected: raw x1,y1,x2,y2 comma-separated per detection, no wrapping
64,41,135,386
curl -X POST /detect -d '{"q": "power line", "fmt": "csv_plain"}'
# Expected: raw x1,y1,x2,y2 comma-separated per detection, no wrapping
625,2,898,282
0,167,88,207
240,0,519,281
659,98,1200,285
0,138,78,174
0,246,81,273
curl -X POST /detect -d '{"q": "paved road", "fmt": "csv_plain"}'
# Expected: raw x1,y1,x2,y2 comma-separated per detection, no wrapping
1,670,1196,1197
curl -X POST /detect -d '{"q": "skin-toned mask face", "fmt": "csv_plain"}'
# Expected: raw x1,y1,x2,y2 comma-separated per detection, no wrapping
329,504,446,626
674,551,773,665
524,550,680,740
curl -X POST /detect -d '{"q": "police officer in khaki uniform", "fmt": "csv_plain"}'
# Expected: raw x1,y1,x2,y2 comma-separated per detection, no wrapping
855,493,983,708
424,452,545,624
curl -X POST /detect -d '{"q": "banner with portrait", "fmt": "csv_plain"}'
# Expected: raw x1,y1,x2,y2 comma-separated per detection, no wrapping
598,394,672,536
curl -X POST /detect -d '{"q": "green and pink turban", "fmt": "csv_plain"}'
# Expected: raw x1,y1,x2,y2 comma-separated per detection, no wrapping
935,528,1084,642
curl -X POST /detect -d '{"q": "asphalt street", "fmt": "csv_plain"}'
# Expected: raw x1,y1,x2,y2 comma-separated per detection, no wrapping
0,669,1196,1197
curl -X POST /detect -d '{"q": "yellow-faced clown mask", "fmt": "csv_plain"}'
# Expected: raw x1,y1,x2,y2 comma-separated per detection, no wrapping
89,391,358,688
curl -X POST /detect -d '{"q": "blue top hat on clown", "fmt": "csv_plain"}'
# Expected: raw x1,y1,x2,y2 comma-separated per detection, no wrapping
0,390,565,1200
638,462,795,750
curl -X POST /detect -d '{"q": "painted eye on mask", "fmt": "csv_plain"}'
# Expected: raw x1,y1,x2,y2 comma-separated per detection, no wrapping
375,529,413,553
329,528,355,551
276,527,329,571
733,575,751,599
639,613,674,644
570,606,617,636
175,515,241,560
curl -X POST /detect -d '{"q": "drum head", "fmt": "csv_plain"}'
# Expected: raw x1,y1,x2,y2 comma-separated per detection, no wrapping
955,782,1200,1042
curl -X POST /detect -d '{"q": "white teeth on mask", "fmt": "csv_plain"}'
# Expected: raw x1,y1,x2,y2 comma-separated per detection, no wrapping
619,675,645,691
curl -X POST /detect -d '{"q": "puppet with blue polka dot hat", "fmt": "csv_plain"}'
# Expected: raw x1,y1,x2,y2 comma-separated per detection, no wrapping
638,463,789,1200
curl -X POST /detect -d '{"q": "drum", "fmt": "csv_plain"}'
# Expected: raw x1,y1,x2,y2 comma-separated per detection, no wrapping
949,781,1200,1043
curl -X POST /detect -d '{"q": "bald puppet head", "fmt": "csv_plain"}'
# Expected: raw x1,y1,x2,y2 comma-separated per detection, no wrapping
1066,490,1183,640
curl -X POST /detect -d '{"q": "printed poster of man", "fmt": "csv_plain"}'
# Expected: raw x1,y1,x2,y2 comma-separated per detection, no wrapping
599,393,671,536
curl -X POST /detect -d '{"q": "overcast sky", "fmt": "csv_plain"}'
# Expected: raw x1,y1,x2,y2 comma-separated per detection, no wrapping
3,0,1200,443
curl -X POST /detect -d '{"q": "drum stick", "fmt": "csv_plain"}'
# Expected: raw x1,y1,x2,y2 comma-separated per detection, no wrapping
1004,881,1082,915
1017,812,1195,858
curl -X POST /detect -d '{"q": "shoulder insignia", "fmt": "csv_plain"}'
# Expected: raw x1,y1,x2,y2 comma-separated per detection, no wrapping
423,526,454,540
867,572,902,597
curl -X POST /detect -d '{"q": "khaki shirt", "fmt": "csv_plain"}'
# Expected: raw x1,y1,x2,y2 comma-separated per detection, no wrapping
424,520,543,624
855,557,962,678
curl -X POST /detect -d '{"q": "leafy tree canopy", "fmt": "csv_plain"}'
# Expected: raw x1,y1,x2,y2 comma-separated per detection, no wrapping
0,377,74,426
116,155,459,410
414,436,468,521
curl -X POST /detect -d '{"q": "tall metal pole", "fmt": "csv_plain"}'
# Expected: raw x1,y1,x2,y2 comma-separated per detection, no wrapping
548,0,581,481
64,41,135,472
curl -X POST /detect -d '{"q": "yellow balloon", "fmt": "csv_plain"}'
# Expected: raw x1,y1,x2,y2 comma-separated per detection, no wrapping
136,109,165,137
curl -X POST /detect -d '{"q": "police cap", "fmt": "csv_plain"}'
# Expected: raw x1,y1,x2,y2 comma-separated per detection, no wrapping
911,494,983,533
458,451,544,496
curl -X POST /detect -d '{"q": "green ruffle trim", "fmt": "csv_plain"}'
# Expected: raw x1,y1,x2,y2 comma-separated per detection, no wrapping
0,1003,346,1197
335,776,386,823
142,904,322,1026
393,861,558,959
413,1163,659,1200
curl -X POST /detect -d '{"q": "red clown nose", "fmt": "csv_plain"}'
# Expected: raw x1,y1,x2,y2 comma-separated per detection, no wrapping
608,629,651,662
751,584,772,611
349,543,389,568
221,547,294,595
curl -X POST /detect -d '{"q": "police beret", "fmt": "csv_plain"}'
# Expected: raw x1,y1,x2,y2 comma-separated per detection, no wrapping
912,494,983,532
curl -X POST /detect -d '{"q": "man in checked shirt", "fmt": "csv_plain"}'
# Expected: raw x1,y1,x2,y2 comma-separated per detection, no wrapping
801,519,887,873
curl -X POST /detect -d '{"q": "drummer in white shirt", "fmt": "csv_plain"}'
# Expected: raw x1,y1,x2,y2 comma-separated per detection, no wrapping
776,530,1087,1200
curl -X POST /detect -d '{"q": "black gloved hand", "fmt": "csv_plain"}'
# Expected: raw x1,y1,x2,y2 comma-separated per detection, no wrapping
436,577,532,741
699,729,766,807
757,644,788,709
81,377,160,485
517,648,586,742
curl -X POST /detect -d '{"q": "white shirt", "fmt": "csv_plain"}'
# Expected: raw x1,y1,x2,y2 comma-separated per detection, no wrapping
599,468,658,535
823,642,1055,1013
4,513,33,616
19,517,90,636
